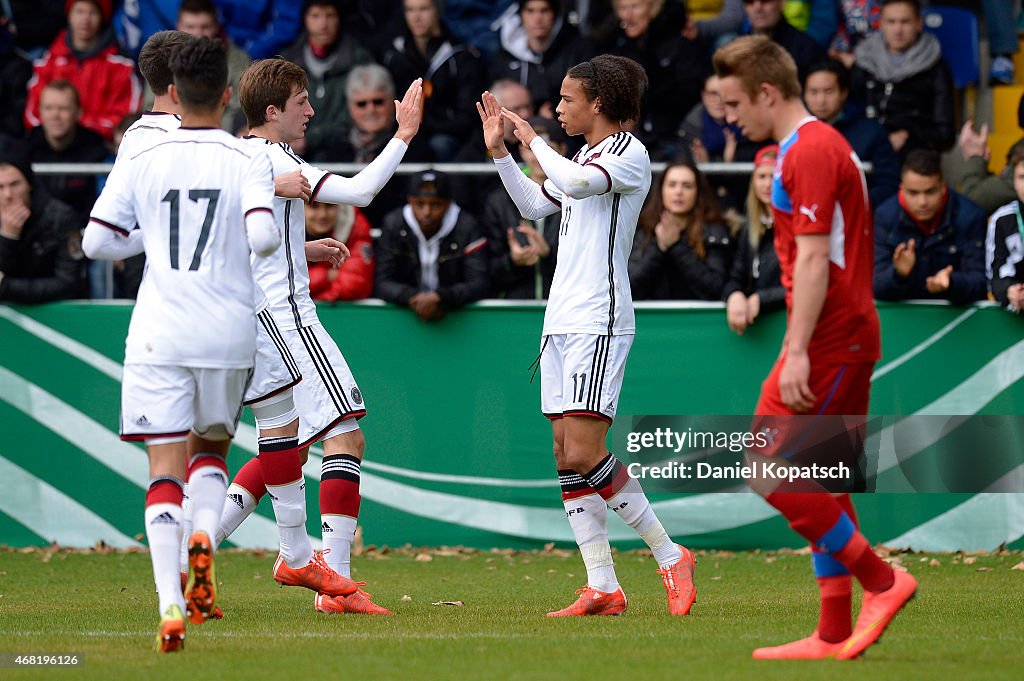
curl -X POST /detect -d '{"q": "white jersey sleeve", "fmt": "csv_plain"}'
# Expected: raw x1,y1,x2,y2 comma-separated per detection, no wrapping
89,155,137,238
529,137,609,199
241,151,279,257
307,137,408,207
492,153,561,220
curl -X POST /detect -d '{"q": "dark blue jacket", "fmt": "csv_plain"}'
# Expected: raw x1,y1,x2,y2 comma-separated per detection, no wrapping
873,190,988,304
833,109,900,210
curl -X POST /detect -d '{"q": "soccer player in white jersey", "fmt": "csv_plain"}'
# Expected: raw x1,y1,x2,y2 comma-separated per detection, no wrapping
82,36,282,652
212,58,423,615
478,55,698,617
115,32,359,618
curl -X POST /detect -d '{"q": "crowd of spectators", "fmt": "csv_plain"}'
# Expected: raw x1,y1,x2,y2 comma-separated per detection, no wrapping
0,0,1019,317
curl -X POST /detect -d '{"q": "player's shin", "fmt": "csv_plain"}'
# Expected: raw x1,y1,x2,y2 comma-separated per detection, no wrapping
178,484,191,580
320,454,361,578
188,453,229,549
145,476,187,614
259,436,313,567
216,459,264,546
560,469,619,592
581,454,683,568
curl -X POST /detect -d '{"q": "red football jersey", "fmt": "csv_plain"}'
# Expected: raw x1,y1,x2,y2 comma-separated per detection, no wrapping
771,118,880,365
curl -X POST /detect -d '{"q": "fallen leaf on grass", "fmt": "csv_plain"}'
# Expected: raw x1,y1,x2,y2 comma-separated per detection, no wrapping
415,553,433,562
431,601,464,607
400,594,413,602
964,556,977,565
976,567,993,572
1010,562,1024,571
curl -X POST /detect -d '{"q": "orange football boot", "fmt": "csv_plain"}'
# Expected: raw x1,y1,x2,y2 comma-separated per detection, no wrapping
273,550,359,597
752,631,846,660
184,531,217,625
314,587,395,615
547,586,627,617
155,604,186,653
835,570,918,659
656,544,697,615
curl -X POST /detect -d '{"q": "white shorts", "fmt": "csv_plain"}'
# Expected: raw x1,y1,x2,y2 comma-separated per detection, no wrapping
120,364,252,441
539,333,633,423
286,323,366,448
244,308,302,405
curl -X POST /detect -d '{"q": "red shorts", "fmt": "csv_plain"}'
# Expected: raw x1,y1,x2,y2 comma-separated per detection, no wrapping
755,359,874,416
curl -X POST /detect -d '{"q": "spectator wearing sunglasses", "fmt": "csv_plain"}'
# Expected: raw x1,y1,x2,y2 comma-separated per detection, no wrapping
313,64,433,229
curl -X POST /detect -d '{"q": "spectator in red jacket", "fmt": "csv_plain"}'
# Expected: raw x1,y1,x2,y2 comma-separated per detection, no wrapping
24,0,141,142
305,200,375,302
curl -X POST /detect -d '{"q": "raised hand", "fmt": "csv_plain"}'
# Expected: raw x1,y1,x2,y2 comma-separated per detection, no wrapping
892,239,916,278
395,78,424,143
476,90,507,157
500,106,538,147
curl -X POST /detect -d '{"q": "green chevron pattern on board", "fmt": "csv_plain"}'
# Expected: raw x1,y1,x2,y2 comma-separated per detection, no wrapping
0,301,1021,551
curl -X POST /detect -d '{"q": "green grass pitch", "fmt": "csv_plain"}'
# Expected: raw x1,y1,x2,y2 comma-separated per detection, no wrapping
1,548,1022,680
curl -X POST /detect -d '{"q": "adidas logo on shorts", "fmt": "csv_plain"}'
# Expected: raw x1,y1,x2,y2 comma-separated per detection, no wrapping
150,511,178,525
228,493,244,509
322,521,333,533
136,415,151,426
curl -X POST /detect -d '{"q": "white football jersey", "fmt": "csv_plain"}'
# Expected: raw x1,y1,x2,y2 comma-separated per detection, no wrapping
91,127,276,368
241,136,329,330
542,131,651,336
116,111,181,160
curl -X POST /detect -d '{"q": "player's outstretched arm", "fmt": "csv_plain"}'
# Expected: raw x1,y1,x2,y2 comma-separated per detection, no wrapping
305,80,423,208
478,91,559,221
499,106,609,201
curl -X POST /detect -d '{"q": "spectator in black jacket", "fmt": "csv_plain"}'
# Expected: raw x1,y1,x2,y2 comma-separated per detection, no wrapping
379,0,485,160
491,0,594,116
629,159,734,300
874,149,987,304
598,0,706,161
482,116,563,299
27,80,109,223
723,145,784,334
849,0,954,157
804,58,899,209
740,0,824,82
0,144,85,303
374,170,490,320
985,147,1024,314
0,15,32,143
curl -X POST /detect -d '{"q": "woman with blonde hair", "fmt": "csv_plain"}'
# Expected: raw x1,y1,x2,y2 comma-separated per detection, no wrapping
722,144,785,333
